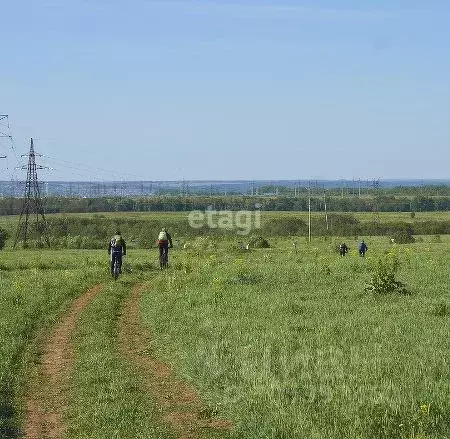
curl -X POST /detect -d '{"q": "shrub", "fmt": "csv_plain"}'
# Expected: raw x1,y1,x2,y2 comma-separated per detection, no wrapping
326,214,361,236
431,235,442,243
365,250,410,295
0,227,8,250
263,217,306,236
432,301,450,317
391,228,415,244
249,236,270,248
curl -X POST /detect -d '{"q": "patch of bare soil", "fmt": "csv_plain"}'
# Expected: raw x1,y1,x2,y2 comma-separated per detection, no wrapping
24,284,104,439
118,284,233,439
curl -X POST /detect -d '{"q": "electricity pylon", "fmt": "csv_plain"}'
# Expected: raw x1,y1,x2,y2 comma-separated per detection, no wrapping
0,114,11,162
14,138,50,248
372,178,381,225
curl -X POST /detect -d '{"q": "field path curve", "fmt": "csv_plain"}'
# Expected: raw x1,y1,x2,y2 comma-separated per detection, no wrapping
119,283,233,439
24,284,104,439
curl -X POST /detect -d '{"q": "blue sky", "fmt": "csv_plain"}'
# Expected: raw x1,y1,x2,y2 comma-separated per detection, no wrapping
1,0,449,181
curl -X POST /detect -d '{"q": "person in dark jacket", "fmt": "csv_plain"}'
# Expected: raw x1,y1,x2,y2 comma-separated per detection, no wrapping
359,240,368,257
108,230,126,276
339,242,348,257
157,228,173,266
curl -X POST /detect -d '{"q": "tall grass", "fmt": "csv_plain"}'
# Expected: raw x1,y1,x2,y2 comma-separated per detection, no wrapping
68,280,174,439
1,234,449,438
141,237,450,439
0,250,105,437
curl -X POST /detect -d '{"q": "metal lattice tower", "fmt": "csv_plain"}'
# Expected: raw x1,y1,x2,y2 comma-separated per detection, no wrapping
0,114,21,196
14,138,50,248
372,178,381,224
0,114,11,161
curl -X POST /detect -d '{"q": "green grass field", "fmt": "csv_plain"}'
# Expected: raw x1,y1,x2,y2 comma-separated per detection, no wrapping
143,236,450,439
0,250,105,437
0,225,449,438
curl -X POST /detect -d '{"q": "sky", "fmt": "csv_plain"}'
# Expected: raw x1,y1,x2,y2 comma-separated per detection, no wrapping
1,0,449,181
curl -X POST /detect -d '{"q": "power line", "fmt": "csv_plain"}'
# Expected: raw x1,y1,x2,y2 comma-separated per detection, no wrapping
42,154,150,181
14,138,50,248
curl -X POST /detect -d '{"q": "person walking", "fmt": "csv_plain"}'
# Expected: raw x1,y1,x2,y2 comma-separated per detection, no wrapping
339,242,349,257
359,240,368,257
108,230,126,276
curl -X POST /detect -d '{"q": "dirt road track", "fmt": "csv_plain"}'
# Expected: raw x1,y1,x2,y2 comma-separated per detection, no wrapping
119,283,233,439
24,284,104,439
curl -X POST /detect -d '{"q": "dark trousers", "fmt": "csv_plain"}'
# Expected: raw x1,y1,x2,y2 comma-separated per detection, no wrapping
110,251,122,274
159,242,169,262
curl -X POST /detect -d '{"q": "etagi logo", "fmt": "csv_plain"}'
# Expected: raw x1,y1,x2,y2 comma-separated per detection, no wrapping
187,208,261,235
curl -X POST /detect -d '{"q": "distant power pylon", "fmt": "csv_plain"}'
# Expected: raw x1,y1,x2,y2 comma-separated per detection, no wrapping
14,138,50,248
0,114,12,145
372,178,381,225
0,114,11,163
180,179,189,196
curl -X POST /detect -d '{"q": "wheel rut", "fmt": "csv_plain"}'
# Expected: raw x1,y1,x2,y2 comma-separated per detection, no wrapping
23,284,104,439
118,283,233,439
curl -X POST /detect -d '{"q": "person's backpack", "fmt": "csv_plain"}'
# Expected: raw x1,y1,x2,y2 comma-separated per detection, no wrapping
111,235,123,249
158,230,168,241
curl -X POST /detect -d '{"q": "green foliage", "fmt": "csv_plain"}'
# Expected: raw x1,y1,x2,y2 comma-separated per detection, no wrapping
326,213,361,235
70,283,173,439
1,236,450,438
249,236,270,248
0,212,449,250
0,227,7,250
263,216,307,236
389,223,416,244
391,230,416,244
365,249,410,295
142,237,450,439
432,301,450,317
431,234,442,243
0,183,448,216
0,250,104,436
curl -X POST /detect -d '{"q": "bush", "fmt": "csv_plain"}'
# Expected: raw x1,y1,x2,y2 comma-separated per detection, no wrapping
263,217,307,236
365,250,410,295
0,227,8,250
432,301,450,317
431,235,442,243
391,228,415,244
326,214,361,236
249,236,270,248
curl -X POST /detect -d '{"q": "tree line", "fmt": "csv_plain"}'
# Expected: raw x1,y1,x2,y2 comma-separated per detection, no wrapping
1,213,449,250
0,193,449,216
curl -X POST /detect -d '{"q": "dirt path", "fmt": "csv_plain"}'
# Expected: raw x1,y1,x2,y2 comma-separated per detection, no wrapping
119,284,233,439
24,284,104,439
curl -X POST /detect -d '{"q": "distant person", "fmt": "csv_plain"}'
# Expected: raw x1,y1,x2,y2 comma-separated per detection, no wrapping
359,240,368,257
292,241,297,254
108,230,126,275
157,227,173,262
339,242,348,257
